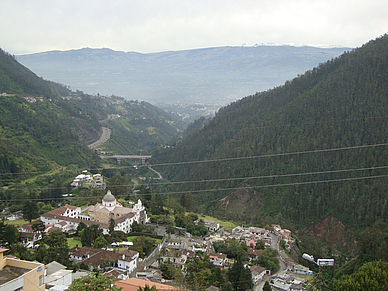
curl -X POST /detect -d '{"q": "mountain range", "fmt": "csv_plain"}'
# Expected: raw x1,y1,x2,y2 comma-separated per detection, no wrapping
17,45,350,106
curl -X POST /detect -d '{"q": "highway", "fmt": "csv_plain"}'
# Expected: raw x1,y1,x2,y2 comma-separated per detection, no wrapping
88,127,111,149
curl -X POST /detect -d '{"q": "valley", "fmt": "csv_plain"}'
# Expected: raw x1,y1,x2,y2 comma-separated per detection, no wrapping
1,35,388,290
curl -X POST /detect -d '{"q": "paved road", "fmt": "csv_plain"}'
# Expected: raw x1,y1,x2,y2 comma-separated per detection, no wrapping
254,232,286,291
88,127,111,149
148,166,163,180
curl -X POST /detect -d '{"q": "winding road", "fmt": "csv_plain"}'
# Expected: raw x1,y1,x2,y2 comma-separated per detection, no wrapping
88,127,111,149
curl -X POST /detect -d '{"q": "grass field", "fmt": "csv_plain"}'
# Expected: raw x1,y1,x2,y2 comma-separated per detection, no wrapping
5,219,27,226
198,214,238,231
67,238,82,248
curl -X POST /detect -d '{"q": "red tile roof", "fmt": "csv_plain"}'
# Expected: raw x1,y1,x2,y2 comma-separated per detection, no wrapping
115,278,185,291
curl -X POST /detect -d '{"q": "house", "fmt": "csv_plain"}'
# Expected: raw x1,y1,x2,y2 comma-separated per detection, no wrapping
18,220,44,245
44,261,73,288
209,253,227,268
247,247,263,259
4,210,23,221
204,221,220,232
250,265,266,284
0,247,45,290
286,262,313,275
164,235,194,252
246,239,256,248
115,277,184,291
68,247,138,274
159,249,195,269
103,268,128,281
135,268,163,281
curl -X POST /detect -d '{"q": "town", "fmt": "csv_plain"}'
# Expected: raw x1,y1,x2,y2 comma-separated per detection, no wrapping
1,188,314,291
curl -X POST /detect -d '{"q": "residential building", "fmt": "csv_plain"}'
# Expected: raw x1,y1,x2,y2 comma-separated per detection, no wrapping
250,265,266,284
0,247,45,291
44,261,73,289
69,247,138,275
209,253,227,268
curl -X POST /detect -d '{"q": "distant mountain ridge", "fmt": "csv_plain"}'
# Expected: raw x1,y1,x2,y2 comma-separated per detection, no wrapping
17,45,351,105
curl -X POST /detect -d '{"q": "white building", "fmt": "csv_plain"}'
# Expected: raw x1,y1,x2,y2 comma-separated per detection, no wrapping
40,191,148,234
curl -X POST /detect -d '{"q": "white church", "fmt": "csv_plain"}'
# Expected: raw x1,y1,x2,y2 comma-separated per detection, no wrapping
40,190,149,234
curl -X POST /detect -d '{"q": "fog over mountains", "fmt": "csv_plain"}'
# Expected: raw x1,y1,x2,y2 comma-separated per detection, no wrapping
18,45,351,106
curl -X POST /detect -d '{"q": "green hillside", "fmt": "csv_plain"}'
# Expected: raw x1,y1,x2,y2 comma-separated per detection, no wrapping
0,48,182,183
0,49,60,97
151,35,388,230
99,100,183,155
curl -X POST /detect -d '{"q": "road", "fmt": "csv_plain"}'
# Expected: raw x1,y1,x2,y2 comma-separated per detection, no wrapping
88,127,111,149
254,232,286,291
148,166,163,180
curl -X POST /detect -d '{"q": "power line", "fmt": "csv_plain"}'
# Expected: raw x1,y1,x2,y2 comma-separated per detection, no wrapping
146,165,388,186
2,165,387,192
1,173,387,202
149,142,388,167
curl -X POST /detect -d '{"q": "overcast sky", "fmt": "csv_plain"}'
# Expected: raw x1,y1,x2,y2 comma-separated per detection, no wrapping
1,0,387,55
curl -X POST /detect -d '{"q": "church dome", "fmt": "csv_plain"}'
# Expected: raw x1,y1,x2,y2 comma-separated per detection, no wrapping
103,190,116,202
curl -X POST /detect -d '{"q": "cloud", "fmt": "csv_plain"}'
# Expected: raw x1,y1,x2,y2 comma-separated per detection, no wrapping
1,0,387,54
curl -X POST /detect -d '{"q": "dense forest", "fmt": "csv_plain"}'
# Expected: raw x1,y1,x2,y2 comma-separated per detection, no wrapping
151,34,388,231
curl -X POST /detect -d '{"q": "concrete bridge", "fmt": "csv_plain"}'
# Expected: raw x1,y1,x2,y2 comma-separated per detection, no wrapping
99,155,151,164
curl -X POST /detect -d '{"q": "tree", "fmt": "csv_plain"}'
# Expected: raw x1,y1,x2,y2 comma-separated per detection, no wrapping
129,236,156,258
263,280,271,291
94,235,108,249
68,275,121,291
334,260,388,290
36,230,69,265
109,218,115,234
31,221,45,238
131,221,143,232
0,221,19,246
22,200,39,222
185,254,215,290
81,224,102,247
138,285,158,291
76,221,87,236
227,256,253,291
160,259,176,280
255,240,266,250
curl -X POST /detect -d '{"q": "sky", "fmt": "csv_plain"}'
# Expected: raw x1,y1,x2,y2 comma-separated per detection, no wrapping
1,0,387,55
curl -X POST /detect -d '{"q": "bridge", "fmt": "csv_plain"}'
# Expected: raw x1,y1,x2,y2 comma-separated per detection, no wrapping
99,155,152,164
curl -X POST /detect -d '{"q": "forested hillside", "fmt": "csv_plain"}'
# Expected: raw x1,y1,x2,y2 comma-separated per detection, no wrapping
151,35,388,230
0,49,59,98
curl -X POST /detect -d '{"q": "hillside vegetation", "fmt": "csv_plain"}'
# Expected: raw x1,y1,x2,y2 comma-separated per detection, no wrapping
0,48,182,181
151,35,388,230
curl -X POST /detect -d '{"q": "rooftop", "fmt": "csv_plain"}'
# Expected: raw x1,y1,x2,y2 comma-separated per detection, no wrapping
0,265,30,286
